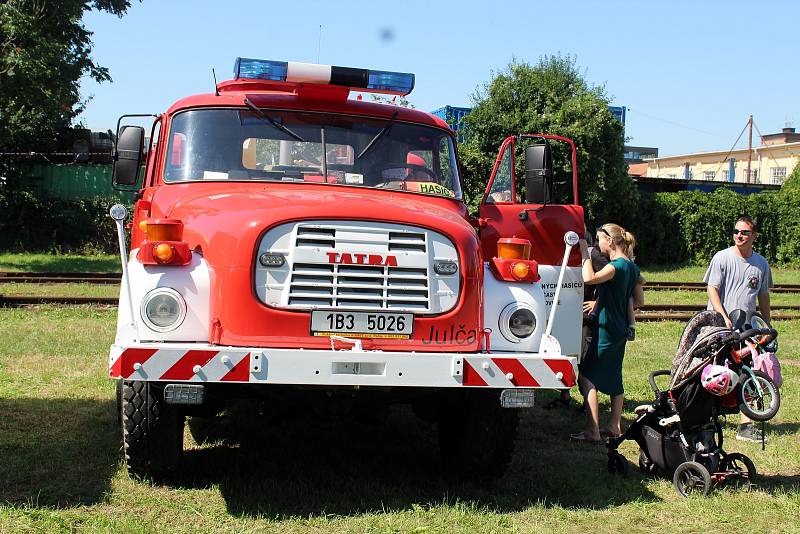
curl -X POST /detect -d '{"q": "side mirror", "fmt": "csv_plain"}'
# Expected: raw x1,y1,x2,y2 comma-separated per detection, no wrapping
524,144,553,204
113,125,145,186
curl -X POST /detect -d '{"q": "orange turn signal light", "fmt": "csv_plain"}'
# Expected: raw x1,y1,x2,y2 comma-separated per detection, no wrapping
154,243,175,264
139,220,148,233
497,237,531,260
145,219,183,241
511,261,531,280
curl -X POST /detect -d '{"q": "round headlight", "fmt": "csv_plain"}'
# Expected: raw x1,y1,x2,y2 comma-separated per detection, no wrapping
499,303,537,342
141,287,186,332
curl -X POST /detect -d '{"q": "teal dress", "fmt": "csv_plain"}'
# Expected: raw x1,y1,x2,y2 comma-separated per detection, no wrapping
579,257,640,396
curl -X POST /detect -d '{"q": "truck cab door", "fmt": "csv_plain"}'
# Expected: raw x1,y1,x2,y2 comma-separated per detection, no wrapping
478,134,584,357
478,135,584,264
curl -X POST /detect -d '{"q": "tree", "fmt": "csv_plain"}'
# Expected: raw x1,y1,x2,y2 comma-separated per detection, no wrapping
0,0,132,153
459,55,637,226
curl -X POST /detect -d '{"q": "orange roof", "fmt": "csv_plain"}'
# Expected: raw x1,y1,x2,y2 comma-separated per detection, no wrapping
628,163,649,177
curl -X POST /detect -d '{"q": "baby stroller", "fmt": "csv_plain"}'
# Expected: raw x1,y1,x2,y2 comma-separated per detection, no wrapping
606,310,780,497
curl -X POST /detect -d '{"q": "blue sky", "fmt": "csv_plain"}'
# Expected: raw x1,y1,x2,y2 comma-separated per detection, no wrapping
79,0,799,157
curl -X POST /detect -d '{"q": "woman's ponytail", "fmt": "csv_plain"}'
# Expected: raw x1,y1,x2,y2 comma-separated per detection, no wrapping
622,230,636,259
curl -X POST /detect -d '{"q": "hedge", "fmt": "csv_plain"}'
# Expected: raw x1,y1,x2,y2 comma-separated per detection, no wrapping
631,188,800,266
0,189,124,254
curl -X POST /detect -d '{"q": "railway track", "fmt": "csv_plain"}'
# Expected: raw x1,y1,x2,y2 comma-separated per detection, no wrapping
2,272,799,293
0,271,120,284
1,294,799,321
646,281,800,293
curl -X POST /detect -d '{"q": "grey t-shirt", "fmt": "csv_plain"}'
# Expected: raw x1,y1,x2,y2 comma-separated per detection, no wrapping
704,246,773,315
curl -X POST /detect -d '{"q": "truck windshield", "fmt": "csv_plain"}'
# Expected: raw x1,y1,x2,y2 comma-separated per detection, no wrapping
163,108,463,200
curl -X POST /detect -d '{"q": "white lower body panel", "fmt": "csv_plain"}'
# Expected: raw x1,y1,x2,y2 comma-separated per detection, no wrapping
109,344,577,389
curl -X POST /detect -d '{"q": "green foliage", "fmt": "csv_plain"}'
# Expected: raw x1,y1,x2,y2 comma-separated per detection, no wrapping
0,186,124,253
781,162,800,192
0,0,132,153
635,187,800,266
459,56,637,224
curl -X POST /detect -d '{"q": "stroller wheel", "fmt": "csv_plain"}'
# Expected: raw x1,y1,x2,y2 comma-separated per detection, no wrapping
673,461,711,497
738,370,780,422
638,449,655,474
608,452,629,476
719,453,757,489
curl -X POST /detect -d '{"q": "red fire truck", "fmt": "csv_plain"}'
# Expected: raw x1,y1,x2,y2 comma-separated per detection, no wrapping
109,58,585,479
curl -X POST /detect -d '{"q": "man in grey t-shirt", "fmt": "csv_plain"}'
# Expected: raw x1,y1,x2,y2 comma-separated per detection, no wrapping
704,215,773,442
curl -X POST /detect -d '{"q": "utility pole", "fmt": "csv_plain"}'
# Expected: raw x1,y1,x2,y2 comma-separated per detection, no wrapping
746,114,753,185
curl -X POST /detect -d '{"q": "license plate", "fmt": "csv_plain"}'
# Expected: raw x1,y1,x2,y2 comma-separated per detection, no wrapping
311,311,413,339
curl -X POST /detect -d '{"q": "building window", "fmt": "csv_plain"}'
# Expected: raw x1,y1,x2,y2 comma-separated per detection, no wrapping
722,170,729,181
770,167,787,184
703,171,715,181
666,173,677,179
745,169,759,183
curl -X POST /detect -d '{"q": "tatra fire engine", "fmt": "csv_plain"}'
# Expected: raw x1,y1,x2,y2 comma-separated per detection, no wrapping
109,58,585,478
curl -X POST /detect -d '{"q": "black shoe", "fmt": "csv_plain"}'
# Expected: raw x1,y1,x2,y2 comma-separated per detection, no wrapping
736,423,767,443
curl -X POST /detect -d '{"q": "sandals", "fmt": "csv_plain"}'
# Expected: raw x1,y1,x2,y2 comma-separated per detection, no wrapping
600,428,622,439
569,431,602,444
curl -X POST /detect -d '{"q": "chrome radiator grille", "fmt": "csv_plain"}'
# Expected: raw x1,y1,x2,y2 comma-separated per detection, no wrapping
255,221,460,314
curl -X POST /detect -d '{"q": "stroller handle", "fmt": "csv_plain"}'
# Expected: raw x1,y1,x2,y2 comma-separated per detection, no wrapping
735,327,777,345
648,369,671,396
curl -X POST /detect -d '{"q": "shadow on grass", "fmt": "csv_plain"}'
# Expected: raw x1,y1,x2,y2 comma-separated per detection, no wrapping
161,403,659,518
0,397,118,507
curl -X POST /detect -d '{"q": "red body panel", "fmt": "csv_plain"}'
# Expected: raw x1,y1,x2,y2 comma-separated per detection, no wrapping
479,204,584,267
137,182,482,352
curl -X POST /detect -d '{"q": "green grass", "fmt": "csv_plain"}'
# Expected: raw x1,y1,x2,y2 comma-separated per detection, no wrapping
1,306,799,532
643,264,800,285
0,253,119,273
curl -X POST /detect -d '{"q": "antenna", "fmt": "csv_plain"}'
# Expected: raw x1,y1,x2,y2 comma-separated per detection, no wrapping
317,25,323,63
212,68,220,96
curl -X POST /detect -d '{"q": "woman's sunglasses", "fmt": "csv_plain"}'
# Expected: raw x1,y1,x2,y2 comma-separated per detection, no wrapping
733,229,753,236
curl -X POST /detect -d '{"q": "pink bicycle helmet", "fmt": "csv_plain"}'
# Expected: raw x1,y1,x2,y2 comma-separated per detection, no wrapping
700,364,739,396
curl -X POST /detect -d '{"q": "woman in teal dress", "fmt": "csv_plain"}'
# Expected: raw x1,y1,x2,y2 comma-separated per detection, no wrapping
571,223,644,443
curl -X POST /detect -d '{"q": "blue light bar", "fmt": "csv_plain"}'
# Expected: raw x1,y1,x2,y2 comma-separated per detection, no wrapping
367,70,415,95
234,58,288,81
232,57,415,96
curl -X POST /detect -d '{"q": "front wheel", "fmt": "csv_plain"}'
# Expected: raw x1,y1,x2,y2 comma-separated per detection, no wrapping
437,390,519,479
673,461,712,497
121,381,184,478
738,370,780,421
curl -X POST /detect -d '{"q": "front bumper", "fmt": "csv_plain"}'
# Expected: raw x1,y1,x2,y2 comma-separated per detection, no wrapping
109,344,577,389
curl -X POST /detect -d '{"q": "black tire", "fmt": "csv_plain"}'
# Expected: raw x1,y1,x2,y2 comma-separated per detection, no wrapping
115,378,123,430
719,452,757,488
638,449,655,474
608,452,629,476
121,380,184,478
437,390,519,479
673,461,712,497
738,370,780,422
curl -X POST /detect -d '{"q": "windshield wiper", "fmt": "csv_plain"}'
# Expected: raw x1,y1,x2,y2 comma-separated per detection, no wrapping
243,97,305,142
357,110,398,160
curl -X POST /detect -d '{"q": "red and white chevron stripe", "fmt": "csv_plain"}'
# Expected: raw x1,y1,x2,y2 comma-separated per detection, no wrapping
109,347,251,382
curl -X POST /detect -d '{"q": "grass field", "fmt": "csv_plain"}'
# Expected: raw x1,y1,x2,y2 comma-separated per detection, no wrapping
0,253,119,273
0,304,798,533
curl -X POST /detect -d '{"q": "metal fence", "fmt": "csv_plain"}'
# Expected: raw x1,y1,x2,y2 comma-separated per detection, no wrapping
28,163,134,201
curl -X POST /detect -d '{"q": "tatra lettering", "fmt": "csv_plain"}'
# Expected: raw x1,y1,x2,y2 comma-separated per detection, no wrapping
327,252,398,267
